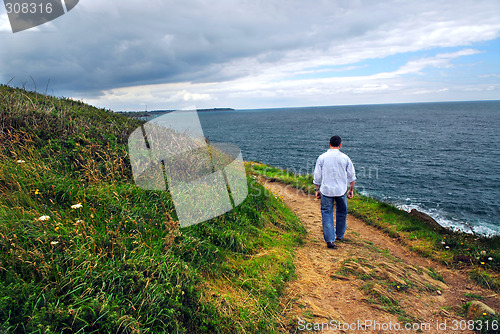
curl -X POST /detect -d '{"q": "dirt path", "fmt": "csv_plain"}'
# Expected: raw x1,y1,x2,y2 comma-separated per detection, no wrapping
261,180,498,334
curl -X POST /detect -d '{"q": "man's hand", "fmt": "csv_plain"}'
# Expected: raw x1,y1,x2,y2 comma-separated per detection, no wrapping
316,190,321,199
347,189,354,199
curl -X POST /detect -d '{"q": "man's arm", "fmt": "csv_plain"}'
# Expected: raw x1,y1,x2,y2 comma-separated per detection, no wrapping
347,180,355,198
313,157,322,198
346,157,356,199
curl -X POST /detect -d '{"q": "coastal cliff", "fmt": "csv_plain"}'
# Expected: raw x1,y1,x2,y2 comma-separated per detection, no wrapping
0,85,498,332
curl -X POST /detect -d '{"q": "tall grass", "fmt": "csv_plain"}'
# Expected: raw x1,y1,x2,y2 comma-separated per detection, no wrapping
0,85,305,332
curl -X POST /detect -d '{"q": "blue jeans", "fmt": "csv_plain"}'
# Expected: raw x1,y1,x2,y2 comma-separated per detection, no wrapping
320,192,347,243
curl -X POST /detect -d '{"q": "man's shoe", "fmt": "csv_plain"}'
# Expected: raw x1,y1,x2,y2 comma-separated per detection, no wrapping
336,237,343,242
326,242,337,249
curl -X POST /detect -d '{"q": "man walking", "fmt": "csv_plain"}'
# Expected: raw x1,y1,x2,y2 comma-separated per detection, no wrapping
313,136,356,249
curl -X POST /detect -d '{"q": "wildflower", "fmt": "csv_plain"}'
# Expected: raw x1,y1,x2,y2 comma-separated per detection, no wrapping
481,262,485,265
34,189,40,195
480,251,486,255
55,226,60,231
397,285,400,289
76,219,83,224
50,241,59,245
16,160,26,163
445,246,450,249
38,215,50,221
488,257,493,261
71,203,83,209
483,313,487,316
441,241,446,245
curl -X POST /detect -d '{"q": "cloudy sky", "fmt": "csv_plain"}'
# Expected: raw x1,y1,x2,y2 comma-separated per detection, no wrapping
1,0,499,110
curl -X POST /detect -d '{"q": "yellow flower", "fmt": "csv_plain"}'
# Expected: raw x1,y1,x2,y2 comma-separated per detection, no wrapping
481,262,485,265
35,189,40,195
483,312,487,316
55,226,60,231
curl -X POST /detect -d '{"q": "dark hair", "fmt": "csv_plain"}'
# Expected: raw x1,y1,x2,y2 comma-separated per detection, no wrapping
330,135,341,147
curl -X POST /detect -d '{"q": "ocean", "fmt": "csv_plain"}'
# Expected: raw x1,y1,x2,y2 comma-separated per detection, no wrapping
195,101,500,236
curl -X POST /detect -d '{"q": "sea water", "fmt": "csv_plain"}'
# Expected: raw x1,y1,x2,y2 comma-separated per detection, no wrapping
197,101,500,236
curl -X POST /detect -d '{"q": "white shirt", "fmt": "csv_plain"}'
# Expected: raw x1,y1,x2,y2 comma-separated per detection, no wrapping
313,148,356,197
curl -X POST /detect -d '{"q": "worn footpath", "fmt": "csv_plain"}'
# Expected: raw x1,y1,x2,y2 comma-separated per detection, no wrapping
261,180,498,334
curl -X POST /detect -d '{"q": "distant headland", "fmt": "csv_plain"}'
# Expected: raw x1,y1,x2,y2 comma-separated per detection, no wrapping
117,108,235,119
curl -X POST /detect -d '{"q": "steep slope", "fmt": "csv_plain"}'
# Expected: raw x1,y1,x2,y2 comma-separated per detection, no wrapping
0,85,305,333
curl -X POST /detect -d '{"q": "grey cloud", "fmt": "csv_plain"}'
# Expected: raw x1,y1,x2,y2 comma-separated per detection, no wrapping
1,0,499,98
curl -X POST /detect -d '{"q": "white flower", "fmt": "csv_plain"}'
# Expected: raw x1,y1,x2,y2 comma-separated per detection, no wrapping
480,251,486,255
71,203,83,209
76,219,84,224
441,241,446,245
445,246,450,249
488,257,493,261
50,241,59,245
16,160,26,163
38,215,50,221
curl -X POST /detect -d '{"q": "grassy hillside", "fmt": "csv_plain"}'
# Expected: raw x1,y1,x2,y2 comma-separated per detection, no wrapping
0,85,305,333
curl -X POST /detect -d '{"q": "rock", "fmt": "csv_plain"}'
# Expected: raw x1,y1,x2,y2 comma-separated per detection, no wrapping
386,272,407,287
343,262,359,270
343,261,371,276
330,273,350,281
405,265,419,273
406,270,448,291
440,309,452,317
371,284,397,302
467,301,497,319
420,272,449,291
409,209,446,231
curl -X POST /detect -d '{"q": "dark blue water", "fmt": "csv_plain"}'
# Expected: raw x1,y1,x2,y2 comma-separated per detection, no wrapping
197,101,500,236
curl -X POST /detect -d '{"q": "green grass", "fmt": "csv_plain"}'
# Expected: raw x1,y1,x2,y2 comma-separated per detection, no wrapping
463,293,485,300
247,163,316,195
427,268,445,283
247,162,500,291
0,85,306,333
